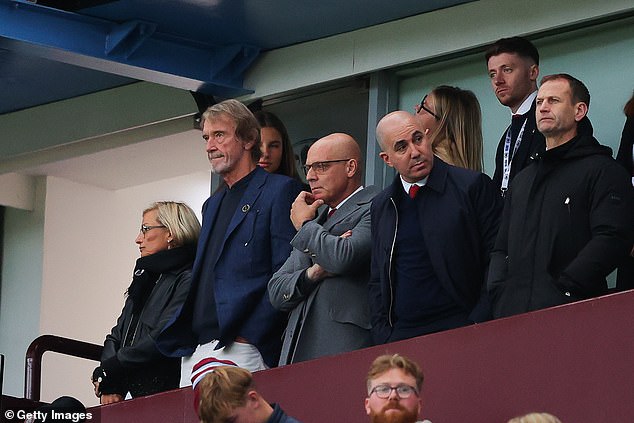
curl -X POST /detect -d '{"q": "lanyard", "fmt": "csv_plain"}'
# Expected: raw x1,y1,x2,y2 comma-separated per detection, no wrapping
630,144,634,186
501,117,527,195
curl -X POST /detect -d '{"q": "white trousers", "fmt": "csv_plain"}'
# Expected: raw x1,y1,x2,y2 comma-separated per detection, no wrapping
180,339,268,387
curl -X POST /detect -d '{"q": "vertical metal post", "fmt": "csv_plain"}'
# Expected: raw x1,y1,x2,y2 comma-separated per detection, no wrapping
365,71,398,188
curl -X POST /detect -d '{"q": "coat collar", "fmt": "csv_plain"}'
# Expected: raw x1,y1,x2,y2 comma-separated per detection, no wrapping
223,166,267,244
320,185,379,230
389,158,450,198
196,167,268,269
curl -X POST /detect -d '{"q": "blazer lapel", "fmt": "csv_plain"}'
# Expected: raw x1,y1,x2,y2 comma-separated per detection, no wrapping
322,202,353,231
221,167,267,249
321,187,373,231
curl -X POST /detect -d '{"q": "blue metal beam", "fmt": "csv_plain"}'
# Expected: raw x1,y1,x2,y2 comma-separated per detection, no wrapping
0,0,258,97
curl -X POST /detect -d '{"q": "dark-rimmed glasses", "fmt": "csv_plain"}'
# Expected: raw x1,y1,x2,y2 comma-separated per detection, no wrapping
419,94,440,120
140,224,166,237
303,159,351,176
369,384,419,399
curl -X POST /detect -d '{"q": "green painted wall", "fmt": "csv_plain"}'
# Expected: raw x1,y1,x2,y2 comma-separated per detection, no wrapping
398,18,634,177
0,177,46,397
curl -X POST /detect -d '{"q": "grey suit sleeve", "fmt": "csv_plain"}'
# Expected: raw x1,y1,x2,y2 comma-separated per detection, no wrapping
290,210,372,275
268,203,373,312
268,248,316,312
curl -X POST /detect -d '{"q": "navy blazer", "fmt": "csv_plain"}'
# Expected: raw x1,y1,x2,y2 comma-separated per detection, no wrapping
369,158,502,344
157,167,302,367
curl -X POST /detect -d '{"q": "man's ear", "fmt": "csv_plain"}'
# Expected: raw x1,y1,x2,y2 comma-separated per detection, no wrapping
379,152,393,168
529,64,539,82
243,129,259,151
346,159,358,177
364,397,371,416
574,102,589,122
246,390,259,408
244,138,256,151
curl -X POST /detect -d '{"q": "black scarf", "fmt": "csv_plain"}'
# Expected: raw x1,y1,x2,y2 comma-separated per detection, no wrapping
127,244,195,314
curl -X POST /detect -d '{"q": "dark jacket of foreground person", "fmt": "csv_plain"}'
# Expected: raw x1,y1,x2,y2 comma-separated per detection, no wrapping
97,245,194,397
489,119,634,318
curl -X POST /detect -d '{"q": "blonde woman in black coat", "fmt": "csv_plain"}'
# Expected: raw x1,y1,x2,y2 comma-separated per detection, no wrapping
92,201,200,404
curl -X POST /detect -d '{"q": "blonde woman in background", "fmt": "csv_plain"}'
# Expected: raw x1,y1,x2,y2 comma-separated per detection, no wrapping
416,85,484,172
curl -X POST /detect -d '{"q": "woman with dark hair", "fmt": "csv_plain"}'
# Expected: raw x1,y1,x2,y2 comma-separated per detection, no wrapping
92,201,201,404
616,92,634,290
416,85,484,172
254,110,302,181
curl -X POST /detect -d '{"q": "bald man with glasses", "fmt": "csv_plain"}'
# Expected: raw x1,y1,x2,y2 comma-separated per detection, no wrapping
268,133,379,365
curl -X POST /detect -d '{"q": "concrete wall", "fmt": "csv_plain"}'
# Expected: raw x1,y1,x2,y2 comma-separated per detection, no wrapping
1,170,209,406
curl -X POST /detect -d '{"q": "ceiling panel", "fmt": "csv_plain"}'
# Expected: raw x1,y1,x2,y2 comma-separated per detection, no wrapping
0,0,474,116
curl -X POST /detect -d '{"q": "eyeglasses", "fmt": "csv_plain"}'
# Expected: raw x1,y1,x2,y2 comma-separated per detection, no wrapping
302,159,351,176
369,384,419,399
140,224,166,236
419,94,440,120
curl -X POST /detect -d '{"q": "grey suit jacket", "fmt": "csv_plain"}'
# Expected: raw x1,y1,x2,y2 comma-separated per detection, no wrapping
268,185,379,365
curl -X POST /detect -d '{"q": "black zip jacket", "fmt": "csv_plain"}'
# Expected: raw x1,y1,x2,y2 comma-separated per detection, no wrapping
488,119,634,318
98,262,192,397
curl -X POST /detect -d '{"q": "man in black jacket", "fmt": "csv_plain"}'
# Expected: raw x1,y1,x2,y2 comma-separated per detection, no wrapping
370,111,501,343
488,74,634,318
485,37,546,196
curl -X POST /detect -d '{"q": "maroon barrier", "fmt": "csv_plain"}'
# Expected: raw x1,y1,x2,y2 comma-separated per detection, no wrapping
90,289,634,423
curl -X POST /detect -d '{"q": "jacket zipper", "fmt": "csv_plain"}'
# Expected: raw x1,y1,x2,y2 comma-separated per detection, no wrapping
125,273,163,346
388,198,398,327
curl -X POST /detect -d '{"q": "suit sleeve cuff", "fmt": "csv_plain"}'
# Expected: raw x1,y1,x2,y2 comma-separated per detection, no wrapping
296,269,316,296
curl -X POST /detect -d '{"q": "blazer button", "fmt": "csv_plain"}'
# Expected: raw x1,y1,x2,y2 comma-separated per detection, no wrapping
564,291,571,297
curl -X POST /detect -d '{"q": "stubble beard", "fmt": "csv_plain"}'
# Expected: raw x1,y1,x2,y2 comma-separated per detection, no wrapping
209,155,232,175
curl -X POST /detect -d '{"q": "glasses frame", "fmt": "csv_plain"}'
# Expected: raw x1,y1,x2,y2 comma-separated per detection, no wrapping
369,383,419,399
302,158,351,176
140,224,167,237
419,94,441,120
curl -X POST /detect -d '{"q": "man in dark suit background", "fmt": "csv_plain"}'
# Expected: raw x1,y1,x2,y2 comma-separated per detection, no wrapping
157,99,302,385
369,111,501,344
485,36,546,196
268,133,378,365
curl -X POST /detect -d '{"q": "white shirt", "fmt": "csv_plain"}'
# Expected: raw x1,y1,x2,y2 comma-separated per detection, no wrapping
513,91,537,117
400,176,428,194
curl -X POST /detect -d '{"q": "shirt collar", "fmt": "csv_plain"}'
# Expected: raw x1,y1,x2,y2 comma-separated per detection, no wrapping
227,167,257,191
330,185,364,212
513,91,537,117
400,176,428,195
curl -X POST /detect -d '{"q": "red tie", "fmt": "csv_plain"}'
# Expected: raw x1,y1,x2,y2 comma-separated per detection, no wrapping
328,208,337,218
409,185,420,199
